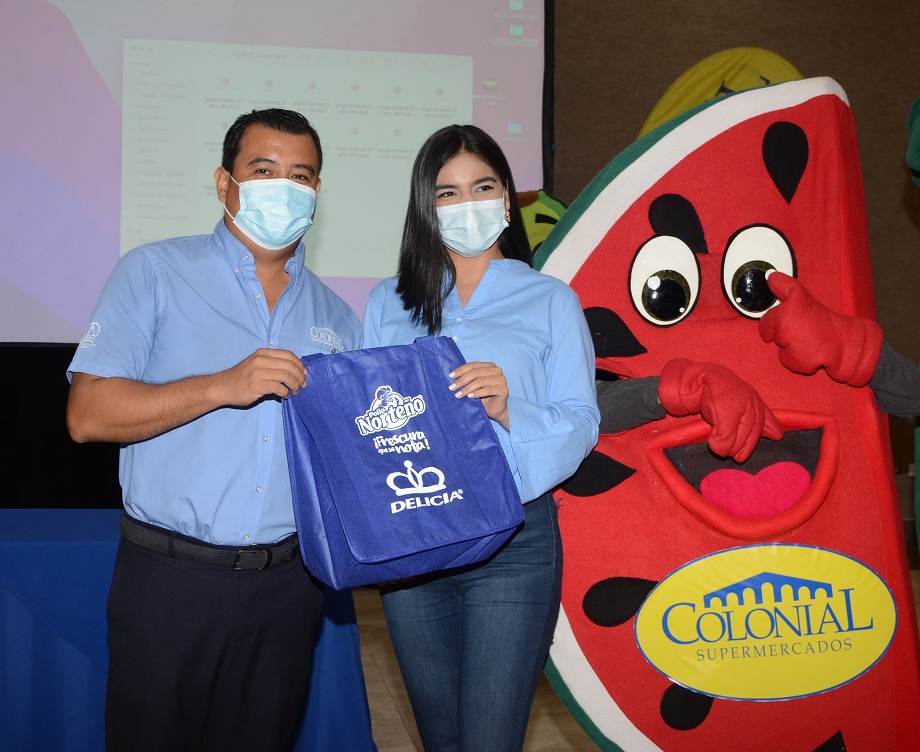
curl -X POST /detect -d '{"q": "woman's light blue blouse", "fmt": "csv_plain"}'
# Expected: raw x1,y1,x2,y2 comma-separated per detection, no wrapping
364,259,599,503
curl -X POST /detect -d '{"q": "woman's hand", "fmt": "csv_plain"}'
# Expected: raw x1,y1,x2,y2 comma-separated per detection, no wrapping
448,361,510,430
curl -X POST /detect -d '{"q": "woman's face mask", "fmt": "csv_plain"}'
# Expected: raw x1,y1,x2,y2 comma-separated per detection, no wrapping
436,196,508,257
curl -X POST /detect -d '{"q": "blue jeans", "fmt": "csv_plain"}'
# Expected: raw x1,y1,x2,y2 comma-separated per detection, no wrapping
380,492,562,752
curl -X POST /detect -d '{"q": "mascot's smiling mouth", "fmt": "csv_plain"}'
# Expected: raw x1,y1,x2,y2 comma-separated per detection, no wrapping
645,410,839,540
664,428,821,518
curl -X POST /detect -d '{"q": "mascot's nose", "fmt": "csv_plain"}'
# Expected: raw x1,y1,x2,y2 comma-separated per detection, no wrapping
687,256,745,324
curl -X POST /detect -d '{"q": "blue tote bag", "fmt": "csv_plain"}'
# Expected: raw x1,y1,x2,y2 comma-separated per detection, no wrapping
282,336,524,589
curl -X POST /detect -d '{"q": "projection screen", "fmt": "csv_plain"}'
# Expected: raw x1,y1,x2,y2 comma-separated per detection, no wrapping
2,0,549,342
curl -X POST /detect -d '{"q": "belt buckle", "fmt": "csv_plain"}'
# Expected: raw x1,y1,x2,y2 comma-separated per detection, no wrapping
233,549,271,570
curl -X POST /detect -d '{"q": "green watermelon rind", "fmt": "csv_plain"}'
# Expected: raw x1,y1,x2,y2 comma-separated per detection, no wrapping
547,604,662,751
544,657,626,752
537,77,849,750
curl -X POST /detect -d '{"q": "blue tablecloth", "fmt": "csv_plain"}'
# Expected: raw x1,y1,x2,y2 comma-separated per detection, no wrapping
0,509,377,752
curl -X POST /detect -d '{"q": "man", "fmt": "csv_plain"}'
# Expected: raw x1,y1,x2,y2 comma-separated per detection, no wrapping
67,109,362,751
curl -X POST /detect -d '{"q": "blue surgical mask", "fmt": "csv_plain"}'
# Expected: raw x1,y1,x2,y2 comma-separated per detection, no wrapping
225,176,316,251
436,197,509,257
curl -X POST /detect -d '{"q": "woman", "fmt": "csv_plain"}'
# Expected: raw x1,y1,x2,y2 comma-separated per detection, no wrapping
363,124,599,751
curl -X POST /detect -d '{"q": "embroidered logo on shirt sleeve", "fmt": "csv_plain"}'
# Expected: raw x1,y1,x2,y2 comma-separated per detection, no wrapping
79,322,102,348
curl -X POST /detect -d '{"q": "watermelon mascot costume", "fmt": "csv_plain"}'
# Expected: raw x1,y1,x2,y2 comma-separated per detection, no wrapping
535,77,920,751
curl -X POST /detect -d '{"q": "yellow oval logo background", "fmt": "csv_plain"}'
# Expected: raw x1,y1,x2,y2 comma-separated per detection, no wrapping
635,544,897,700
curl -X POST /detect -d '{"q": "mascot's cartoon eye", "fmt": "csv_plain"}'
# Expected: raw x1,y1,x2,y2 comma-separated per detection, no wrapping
629,235,700,326
721,225,795,318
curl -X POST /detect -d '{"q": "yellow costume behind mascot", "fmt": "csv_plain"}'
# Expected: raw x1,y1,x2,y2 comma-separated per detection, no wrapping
639,47,802,137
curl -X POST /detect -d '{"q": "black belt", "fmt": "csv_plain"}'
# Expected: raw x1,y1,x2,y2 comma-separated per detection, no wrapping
119,513,299,570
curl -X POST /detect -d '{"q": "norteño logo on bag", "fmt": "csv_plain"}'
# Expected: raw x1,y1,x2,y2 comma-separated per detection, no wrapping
355,385,426,434
634,544,897,700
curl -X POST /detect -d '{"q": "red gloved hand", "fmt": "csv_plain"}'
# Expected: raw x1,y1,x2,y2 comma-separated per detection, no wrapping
658,359,784,462
758,272,883,387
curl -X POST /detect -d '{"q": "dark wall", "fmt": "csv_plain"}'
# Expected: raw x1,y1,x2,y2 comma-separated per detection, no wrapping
552,1,920,467
1,344,121,508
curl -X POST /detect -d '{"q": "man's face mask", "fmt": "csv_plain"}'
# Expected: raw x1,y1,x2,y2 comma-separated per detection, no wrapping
225,176,316,251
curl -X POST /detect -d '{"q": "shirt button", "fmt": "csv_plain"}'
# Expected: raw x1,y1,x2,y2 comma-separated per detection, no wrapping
255,486,262,493
243,534,250,541
268,340,274,346
255,293,262,300
452,336,459,342
455,316,462,323
243,254,251,261
262,435,269,442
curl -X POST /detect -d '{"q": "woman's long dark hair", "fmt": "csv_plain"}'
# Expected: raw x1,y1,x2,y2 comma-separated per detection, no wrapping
395,125,532,335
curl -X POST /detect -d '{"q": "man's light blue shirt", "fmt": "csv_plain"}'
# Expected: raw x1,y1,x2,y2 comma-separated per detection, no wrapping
363,259,599,503
68,221,362,545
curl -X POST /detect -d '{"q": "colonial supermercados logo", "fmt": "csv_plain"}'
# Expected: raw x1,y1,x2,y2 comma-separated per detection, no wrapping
311,326,343,352
634,544,897,700
356,385,426,434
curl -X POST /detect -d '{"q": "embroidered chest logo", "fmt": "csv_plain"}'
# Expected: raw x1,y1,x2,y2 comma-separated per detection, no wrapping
311,326,343,352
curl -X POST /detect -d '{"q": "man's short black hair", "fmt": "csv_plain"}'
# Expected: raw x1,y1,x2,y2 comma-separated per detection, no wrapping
221,109,322,174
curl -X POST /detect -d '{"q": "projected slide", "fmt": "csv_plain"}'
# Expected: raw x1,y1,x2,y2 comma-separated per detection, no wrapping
3,0,546,342
122,41,472,278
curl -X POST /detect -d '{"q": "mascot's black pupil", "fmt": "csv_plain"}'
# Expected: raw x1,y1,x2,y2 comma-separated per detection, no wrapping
642,271,690,322
732,263,775,313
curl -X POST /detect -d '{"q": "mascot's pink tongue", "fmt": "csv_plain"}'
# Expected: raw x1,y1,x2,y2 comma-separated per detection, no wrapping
699,462,812,519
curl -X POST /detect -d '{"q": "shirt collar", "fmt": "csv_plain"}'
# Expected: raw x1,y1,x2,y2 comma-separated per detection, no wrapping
443,258,528,309
212,220,307,282
442,257,526,286
486,258,527,271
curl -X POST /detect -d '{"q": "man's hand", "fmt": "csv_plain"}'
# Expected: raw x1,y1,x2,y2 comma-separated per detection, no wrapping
759,271,882,386
658,358,783,462
219,348,307,406
448,361,510,430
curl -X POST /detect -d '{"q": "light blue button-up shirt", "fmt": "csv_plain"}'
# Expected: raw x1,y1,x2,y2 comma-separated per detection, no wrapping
363,259,599,503
68,221,362,545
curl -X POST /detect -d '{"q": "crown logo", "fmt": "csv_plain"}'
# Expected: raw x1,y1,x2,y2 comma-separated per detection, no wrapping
386,460,446,496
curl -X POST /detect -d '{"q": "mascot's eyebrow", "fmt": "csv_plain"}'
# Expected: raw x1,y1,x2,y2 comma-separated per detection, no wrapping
762,121,809,204
584,306,646,358
561,450,636,497
648,193,708,255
